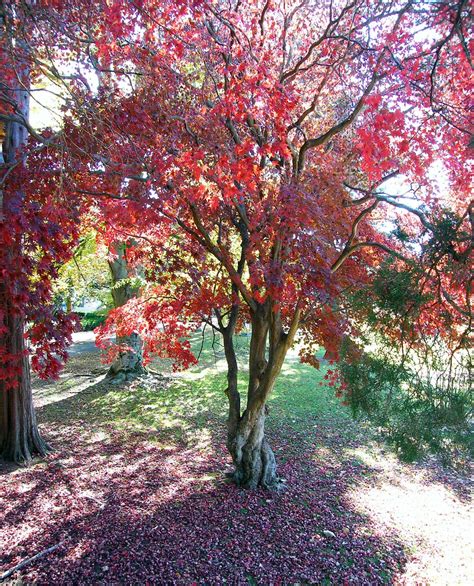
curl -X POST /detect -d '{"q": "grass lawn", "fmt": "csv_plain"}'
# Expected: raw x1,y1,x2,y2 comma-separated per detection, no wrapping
1,332,472,584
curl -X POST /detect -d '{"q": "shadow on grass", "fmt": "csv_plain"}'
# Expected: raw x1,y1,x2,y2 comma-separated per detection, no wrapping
1,414,407,585
2,334,469,582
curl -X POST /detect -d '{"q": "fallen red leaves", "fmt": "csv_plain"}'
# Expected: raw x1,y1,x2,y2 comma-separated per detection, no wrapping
1,416,407,584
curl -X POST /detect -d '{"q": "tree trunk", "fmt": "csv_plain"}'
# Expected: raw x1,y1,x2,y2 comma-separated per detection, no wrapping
223,302,301,489
228,406,278,489
106,242,145,379
225,309,280,488
107,332,145,379
0,11,49,463
221,314,242,469
0,315,50,462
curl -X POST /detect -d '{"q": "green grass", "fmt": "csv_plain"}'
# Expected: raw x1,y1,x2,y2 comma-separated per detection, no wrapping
78,310,108,331
40,330,352,448
185,328,349,421
272,356,350,423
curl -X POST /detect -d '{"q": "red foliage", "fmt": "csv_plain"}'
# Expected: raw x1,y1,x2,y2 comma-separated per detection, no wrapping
95,293,198,370
0,141,85,387
78,0,472,367
1,0,472,382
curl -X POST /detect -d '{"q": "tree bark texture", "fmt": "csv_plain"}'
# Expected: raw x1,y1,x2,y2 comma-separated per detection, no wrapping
223,304,300,489
0,12,49,463
106,242,145,378
0,314,50,462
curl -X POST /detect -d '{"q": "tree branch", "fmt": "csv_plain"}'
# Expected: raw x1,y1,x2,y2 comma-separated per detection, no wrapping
297,72,379,174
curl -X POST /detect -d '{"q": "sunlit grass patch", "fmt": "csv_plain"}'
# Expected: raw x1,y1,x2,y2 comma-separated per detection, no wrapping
87,378,226,444
60,330,355,455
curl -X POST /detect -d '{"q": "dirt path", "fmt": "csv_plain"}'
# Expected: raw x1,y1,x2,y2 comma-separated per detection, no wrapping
32,332,105,410
67,331,100,356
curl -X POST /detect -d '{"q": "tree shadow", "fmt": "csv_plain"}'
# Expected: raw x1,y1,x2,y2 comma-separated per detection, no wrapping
2,342,470,583
1,421,407,584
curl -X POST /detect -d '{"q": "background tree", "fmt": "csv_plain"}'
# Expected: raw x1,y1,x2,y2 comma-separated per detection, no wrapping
54,231,112,314
0,6,48,462
104,240,146,379
0,0,98,462
0,3,83,461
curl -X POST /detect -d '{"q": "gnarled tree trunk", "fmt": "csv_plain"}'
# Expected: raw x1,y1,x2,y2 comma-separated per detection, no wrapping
228,405,278,489
222,303,300,489
106,242,145,379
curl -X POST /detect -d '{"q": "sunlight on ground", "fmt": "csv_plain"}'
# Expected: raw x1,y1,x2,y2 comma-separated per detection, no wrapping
312,446,336,460
347,447,474,585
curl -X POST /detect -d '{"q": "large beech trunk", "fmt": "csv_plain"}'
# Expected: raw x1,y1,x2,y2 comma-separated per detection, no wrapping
0,314,50,462
106,243,145,379
107,332,145,378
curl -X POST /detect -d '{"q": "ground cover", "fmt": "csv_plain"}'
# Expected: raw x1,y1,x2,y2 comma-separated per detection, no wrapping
1,333,471,584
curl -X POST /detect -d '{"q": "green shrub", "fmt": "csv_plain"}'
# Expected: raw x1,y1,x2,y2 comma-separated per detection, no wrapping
340,341,472,466
78,311,108,331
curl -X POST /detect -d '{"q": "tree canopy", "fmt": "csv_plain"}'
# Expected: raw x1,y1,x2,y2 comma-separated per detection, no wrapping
1,0,472,476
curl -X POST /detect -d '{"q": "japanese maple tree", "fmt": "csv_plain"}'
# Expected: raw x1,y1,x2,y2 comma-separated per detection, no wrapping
1,0,472,482
81,0,472,488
